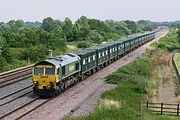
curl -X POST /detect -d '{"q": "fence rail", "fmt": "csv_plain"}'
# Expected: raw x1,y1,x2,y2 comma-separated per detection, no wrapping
143,101,180,116
172,53,180,82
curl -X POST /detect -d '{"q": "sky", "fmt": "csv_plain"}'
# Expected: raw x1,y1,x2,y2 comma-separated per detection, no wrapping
0,0,179,22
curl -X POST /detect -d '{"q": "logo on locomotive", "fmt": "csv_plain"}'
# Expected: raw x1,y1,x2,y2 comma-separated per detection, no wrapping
69,65,75,71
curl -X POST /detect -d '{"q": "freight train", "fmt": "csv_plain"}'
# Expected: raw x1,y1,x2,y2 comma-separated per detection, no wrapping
32,31,156,96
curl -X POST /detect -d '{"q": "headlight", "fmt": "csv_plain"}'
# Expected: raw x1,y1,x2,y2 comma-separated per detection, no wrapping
33,81,39,84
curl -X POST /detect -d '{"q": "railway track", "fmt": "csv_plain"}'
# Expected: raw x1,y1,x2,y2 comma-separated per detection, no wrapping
0,85,33,106
0,97,54,120
0,97,39,119
0,65,32,79
0,90,33,107
0,84,32,100
0,65,32,88
0,65,35,119
15,97,54,120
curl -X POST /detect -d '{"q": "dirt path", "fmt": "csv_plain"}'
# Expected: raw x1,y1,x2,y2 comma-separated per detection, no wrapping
19,29,169,120
157,55,178,103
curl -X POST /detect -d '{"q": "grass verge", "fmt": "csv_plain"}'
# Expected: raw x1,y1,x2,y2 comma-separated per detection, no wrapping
64,29,180,120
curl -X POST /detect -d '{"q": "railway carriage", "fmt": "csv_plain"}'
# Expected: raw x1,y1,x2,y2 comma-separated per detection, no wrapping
74,49,97,75
118,41,125,56
108,42,118,61
124,38,132,53
139,35,145,45
134,36,141,48
112,40,125,57
87,44,109,66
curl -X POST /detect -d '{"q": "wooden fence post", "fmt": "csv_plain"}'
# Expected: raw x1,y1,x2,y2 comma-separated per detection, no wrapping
147,101,149,110
177,104,179,116
161,102,163,115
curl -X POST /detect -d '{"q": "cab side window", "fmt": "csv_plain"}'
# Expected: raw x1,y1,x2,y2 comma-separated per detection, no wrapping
62,66,65,76
75,63,79,70
57,68,60,75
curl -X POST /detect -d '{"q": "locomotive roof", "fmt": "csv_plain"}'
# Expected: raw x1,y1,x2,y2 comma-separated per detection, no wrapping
34,53,80,67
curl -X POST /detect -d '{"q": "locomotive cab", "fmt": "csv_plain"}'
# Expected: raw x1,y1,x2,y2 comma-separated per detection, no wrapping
32,53,81,96
32,61,59,96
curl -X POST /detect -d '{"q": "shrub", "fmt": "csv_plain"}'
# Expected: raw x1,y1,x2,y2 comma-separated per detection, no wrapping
77,41,90,48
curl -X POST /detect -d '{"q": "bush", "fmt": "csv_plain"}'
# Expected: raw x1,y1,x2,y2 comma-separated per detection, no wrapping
153,31,180,51
77,41,90,48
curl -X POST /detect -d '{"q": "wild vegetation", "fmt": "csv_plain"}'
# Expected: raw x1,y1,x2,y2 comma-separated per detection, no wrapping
64,29,180,120
0,17,155,72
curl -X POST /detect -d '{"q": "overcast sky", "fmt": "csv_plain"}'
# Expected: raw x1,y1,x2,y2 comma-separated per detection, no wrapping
0,0,179,22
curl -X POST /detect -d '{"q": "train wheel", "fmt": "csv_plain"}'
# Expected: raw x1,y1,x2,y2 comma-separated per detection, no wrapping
56,85,61,95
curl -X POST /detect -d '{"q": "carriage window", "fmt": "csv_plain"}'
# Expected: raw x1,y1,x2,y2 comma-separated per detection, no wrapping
99,53,101,58
34,68,44,75
45,68,55,75
93,55,96,60
83,59,86,65
106,50,108,55
110,49,112,53
102,52,104,56
88,57,91,62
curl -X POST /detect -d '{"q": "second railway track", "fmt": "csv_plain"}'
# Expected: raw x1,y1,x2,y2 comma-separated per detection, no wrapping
0,66,32,88
0,65,32,79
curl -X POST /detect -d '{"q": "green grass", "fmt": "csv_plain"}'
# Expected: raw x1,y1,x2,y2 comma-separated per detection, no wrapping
174,53,180,72
144,111,180,120
152,30,180,51
64,58,153,120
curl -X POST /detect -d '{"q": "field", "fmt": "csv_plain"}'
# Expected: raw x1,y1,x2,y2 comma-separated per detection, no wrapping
65,29,180,120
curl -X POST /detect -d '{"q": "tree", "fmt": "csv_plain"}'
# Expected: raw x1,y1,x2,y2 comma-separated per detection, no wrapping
41,17,56,32
137,20,155,31
2,45,13,63
0,35,5,55
62,17,73,41
76,16,90,30
0,35,5,48
88,19,110,32
0,56,8,72
87,30,103,44
15,20,25,28
22,44,48,62
49,28,67,52
124,20,139,33
62,17,73,34
7,20,16,28
177,28,180,44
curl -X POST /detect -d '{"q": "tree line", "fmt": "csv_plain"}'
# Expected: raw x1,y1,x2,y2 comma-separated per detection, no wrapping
0,16,155,72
